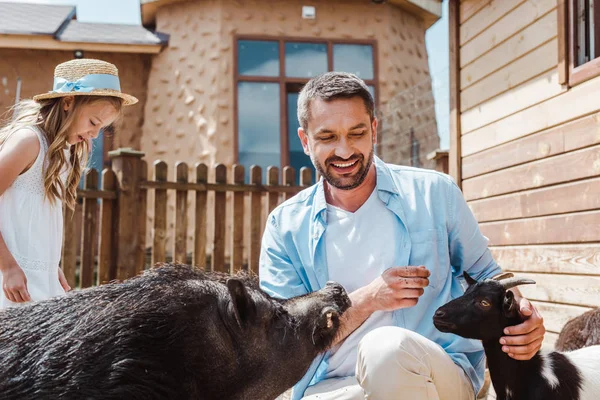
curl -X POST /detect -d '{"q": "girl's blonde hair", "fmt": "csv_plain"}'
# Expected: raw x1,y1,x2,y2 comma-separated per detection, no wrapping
0,96,123,209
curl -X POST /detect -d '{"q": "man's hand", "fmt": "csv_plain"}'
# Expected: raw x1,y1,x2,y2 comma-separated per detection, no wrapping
363,266,431,313
332,266,430,345
500,296,545,360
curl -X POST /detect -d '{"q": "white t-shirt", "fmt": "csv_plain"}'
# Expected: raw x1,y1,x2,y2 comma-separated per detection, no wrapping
324,188,398,379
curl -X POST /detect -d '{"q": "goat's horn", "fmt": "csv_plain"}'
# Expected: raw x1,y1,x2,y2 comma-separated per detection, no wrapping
492,272,514,281
500,277,536,290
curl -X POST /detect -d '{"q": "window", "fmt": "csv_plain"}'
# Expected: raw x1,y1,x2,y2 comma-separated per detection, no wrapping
235,37,377,183
561,0,600,85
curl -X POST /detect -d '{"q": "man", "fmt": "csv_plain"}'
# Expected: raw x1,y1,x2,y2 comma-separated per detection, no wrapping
259,72,545,400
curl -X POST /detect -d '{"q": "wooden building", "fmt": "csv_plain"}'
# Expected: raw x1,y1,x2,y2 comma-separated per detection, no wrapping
450,0,600,350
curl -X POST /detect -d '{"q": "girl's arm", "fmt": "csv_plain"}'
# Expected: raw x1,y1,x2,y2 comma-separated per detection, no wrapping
0,129,40,302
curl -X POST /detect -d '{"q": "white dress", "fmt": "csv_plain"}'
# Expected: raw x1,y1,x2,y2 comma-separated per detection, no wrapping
0,126,67,308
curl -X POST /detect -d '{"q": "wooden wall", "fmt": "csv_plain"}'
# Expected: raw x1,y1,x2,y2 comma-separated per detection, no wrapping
453,0,600,350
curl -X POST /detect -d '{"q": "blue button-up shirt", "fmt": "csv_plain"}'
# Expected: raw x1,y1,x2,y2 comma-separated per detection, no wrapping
259,157,501,400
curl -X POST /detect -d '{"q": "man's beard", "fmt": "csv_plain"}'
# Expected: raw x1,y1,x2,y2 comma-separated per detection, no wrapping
312,148,374,190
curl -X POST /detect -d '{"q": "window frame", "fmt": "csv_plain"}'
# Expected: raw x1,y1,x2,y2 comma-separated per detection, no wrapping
560,0,600,86
233,35,379,168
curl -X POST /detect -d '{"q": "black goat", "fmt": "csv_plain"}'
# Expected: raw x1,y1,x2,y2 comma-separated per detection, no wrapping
556,307,600,351
433,272,600,400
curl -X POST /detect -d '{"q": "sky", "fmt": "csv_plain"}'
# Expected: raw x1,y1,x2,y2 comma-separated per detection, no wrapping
425,0,450,150
3,0,141,24
4,0,449,148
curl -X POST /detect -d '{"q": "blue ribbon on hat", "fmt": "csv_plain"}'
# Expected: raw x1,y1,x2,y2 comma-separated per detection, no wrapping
52,73,121,94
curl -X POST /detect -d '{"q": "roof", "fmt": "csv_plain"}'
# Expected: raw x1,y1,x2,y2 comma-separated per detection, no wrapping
59,21,163,45
141,0,442,29
0,1,167,53
0,2,75,35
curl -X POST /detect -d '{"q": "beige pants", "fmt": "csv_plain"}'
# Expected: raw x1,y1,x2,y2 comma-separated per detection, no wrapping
303,326,475,400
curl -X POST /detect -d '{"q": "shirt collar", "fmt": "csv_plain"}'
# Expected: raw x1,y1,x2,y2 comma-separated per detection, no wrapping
311,155,399,221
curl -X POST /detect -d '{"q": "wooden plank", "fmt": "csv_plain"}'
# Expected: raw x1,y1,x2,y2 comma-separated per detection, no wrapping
462,111,600,179
460,0,491,24
461,39,557,112
61,204,77,288
463,144,600,201
450,0,462,186
531,301,594,333
283,167,296,201
98,169,116,284
461,10,557,90
249,166,262,274
231,165,245,273
174,162,188,264
136,160,148,276
140,180,303,194
491,244,600,276
460,0,525,46
300,167,313,187
212,164,227,273
557,0,568,85
461,70,563,134
461,0,555,68
462,71,600,157
80,169,98,288
512,272,600,308
110,149,145,280
193,163,208,270
152,161,168,266
267,167,280,215
469,177,600,222
480,210,600,246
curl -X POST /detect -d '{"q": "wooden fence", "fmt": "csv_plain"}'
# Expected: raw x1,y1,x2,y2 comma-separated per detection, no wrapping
61,148,312,289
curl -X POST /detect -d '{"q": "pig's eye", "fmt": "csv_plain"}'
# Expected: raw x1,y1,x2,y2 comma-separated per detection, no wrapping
479,299,491,308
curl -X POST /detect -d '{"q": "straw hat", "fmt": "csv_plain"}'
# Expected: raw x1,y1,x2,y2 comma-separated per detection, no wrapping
33,59,138,106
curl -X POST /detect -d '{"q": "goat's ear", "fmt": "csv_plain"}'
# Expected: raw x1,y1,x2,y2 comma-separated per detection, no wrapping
463,272,478,287
226,278,255,328
502,290,518,318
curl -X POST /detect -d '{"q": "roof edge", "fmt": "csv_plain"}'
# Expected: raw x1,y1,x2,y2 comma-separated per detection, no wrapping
0,34,164,54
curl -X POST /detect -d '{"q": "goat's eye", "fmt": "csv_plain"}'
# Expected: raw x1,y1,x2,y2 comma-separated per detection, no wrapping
479,299,491,308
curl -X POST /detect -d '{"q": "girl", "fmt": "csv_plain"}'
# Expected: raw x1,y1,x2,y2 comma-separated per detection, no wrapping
0,59,138,308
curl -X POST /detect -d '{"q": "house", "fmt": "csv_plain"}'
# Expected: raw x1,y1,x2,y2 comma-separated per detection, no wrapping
450,0,600,352
139,0,443,180
1,0,444,257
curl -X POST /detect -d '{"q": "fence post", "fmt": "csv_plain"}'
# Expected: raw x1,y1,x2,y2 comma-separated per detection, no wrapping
108,148,146,281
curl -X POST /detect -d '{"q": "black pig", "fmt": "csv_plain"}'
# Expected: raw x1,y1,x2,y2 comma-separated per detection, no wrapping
0,264,350,400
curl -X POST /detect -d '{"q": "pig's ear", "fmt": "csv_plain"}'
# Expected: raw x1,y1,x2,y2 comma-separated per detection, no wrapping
226,279,255,328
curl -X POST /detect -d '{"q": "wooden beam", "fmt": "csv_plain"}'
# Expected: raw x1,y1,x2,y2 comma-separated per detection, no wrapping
460,0,526,46
514,272,600,308
490,244,600,275
449,0,462,186
461,10,557,90
461,69,563,134
460,0,491,24
462,71,600,156
461,38,557,112
0,34,163,54
557,0,569,85
480,210,600,246
460,0,555,68
462,111,600,179
463,144,600,201
469,177,600,222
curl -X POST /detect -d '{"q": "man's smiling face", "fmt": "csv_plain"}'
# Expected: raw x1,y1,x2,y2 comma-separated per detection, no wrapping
299,96,377,190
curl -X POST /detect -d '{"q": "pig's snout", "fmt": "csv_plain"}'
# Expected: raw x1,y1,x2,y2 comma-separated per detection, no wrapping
318,307,340,331
324,281,351,313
